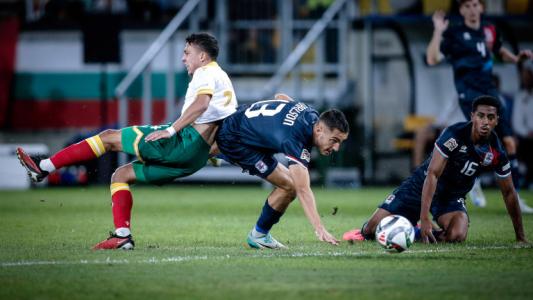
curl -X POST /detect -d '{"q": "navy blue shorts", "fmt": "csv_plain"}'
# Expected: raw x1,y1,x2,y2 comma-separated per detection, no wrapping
216,131,278,179
379,177,468,225
430,196,468,222
458,88,513,138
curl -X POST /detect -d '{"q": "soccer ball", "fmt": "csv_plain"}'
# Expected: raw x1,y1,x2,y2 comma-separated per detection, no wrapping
375,215,415,253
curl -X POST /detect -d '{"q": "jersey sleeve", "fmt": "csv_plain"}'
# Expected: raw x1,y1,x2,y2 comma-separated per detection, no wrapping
434,127,458,159
493,140,511,179
282,139,311,168
440,28,453,58
191,68,215,96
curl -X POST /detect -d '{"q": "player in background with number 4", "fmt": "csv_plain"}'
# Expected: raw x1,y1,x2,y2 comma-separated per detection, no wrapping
16,33,238,250
343,96,527,244
426,0,533,212
215,95,349,249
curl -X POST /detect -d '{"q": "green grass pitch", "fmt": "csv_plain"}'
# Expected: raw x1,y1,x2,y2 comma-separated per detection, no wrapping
1,186,533,299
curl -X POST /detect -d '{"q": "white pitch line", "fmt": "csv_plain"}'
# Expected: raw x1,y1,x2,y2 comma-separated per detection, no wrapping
1,244,530,268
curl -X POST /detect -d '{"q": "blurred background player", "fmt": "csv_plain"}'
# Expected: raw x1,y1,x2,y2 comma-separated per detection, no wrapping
344,96,526,244
513,60,533,191
426,0,533,213
216,98,349,248
16,32,238,250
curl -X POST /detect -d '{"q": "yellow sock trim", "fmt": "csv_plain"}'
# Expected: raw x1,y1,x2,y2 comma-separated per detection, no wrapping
86,135,106,157
110,183,130,195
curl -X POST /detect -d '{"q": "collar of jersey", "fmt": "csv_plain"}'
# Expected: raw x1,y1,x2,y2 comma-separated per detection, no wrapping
205,61,219,68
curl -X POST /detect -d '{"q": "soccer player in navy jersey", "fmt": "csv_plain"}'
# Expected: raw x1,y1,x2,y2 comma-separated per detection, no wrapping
343,96,527,244
426,0,533,212
215,96,349,249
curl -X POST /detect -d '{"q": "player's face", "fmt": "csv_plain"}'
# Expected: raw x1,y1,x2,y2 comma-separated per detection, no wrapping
182,43,205,75
460,0,483,25
471,105,498,139
314,123,348,156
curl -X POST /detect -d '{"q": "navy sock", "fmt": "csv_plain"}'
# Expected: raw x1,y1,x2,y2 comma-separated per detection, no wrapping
255,200,283,234
361,221,375,240
509,155,521,190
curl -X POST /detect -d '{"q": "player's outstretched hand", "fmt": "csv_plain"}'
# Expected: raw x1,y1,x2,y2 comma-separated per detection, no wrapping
432,10,449,33
420,218,437,244
518,50,533,61
315,228,339,245
145,130,172,142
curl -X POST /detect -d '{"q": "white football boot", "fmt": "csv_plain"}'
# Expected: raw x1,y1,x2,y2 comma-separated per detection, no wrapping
468,179,486,208
518,195,533,214
246,231,287,249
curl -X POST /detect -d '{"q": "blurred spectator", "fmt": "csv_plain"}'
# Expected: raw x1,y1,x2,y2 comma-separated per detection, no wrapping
93,0,127,13
41,0,85,24
513,60,533,189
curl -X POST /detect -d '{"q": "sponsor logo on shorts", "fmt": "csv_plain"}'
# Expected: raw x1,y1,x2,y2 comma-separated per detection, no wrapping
384,194,395,204
443,138,458,152
255,160,268,174
458,198,466,210
300,149,311,162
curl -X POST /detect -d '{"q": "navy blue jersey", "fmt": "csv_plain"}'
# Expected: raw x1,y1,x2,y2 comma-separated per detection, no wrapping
218,99,318,167
441,21,502,95
411,122,510,199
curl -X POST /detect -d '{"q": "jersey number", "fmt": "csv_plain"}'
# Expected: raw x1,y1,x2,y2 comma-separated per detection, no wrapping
460,161,478,176
244,100,287,118
476,42,486,57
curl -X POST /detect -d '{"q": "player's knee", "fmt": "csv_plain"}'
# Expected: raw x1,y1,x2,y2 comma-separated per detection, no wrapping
111,165,134,184
99,129,121,151
281,185,297,200
445,228,467,243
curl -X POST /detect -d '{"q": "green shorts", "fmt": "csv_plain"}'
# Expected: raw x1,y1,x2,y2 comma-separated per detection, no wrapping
121,124,210,184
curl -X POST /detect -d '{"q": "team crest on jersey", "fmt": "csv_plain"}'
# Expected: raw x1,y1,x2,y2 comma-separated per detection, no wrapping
460,145,468,153
463,32,471,40
482,152,494,166
255,160,268,173
385,194,395,204
300,149,311,162
443,138,458,152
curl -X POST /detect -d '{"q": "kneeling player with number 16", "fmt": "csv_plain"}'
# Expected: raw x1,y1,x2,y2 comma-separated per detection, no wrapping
343,96,527,244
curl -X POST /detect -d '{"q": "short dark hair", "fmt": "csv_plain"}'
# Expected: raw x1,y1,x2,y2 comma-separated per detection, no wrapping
185,32,219,60
319,109,349,133
457,0,484,7
472,95,500,115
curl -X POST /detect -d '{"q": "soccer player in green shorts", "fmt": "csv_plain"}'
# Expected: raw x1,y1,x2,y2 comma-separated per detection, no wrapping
16,32,238,250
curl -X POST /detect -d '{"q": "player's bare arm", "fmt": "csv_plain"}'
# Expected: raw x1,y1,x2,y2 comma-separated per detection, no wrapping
289,163,339,245
496,175,527,243
499,47,533,64
145,94,212,143
420,148,447,243
426,10,448,65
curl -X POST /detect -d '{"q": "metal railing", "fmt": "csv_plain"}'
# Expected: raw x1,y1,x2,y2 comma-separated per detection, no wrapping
114,0,201,128
260,0,351,102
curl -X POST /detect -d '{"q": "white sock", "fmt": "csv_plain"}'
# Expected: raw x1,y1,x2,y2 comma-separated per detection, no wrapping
39,159,56,172
251,227,266,238
115,227,131,237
